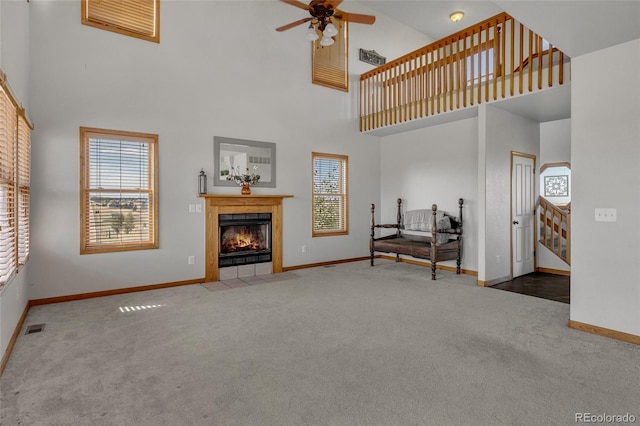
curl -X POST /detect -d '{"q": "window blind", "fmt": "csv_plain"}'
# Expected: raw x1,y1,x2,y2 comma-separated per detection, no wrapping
0,90,16,282
80,128,158,254
17,115,30,264
82,0,160,43
312,153,348,236
312,20,348,92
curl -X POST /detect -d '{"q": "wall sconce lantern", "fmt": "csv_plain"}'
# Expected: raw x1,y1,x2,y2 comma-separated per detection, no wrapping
198,169,207,195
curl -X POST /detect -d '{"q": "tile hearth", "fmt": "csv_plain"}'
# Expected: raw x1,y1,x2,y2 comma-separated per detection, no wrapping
202,271,300,292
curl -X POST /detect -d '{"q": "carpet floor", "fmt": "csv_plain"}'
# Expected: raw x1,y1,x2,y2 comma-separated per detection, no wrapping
1,260,638,426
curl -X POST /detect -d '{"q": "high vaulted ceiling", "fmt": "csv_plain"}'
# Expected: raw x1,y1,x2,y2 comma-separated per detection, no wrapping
359,0,640,58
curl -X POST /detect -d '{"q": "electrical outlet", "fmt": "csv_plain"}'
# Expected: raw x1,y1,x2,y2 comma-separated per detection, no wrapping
188,256,195,265
301,245,307,253
195,204,202,213
595,208,616,222
188,204,196,213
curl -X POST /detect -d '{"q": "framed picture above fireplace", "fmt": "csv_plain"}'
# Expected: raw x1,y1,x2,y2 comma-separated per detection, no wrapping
214,136,276,188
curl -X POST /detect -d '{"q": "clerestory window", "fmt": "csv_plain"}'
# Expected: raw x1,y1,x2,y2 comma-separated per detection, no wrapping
81,0,160,43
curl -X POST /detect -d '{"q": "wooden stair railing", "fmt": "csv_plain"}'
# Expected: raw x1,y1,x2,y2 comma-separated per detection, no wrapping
539,196,570,264
359,12,569,132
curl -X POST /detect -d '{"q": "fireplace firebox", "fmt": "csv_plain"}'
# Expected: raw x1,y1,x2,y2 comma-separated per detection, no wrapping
218,213,272,267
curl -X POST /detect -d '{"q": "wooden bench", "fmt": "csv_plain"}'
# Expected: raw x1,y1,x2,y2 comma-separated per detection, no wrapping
370,198,464,280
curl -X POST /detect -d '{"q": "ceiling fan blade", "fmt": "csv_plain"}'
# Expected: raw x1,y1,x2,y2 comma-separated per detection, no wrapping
336,12,376,25
276,17,312,32
279,0,311,11
325,0,344,9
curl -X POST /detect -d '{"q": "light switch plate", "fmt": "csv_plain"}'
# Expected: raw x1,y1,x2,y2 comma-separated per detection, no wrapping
595,208,616,222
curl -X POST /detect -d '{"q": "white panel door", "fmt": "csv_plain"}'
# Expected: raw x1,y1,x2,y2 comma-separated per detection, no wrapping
512,153,535,278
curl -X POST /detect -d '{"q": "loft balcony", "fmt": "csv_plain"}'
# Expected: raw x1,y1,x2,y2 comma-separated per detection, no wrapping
359,12,570,135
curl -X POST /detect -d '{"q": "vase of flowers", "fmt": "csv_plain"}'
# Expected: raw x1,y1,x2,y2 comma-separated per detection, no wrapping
226,166,260,195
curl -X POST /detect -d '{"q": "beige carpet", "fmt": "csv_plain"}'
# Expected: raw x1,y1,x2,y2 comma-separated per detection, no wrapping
1,260,638,425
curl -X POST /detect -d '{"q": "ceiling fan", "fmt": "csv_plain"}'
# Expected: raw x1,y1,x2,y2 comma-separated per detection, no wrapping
276,0,376,42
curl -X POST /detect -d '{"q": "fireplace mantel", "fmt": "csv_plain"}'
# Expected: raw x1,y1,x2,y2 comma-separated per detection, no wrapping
200,194,293,281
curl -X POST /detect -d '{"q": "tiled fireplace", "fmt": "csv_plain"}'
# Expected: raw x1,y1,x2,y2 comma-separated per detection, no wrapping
200,194,293,282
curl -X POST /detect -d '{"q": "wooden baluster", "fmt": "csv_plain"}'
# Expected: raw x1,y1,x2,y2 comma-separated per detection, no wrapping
407,58,411,120
429,48,434,115
477,26,482,103
398,62,403,122
519,23,524,94
448,41,454,111
377,70,381,129
370,72,375,130
537,35,543,90
363,76,368,131
441,43,446,112
365,73,370,131
396,63,400,123
412,54,417,120
455,36,461,110
463,33,468,107
484,23,489,102
441,44,446,112
416,54,420,119
419,52,424,118
528,29,533,92
393,66,397,124
500,17,506,99
378,70,382,128
435,45,440,114
384,68,388,127
404,58,409,121
359,78,363,131
510,17,514,96
369,74,373,131
493,22,499,101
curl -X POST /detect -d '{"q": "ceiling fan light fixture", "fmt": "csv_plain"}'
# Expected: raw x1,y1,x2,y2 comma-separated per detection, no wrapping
323,22,338,37
306,23,319,41
320,35,335,46
449,11,464,23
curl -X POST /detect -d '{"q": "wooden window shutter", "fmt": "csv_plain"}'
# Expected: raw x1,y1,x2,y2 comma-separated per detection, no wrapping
312,20,349,92
82,0,160,43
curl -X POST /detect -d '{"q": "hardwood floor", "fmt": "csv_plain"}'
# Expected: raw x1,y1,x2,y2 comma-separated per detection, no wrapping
490,272,570,304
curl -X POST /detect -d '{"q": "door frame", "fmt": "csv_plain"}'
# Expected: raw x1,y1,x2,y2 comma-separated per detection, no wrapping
510,151,537,278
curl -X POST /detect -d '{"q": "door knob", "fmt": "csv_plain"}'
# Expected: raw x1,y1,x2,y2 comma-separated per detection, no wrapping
513,220,519,225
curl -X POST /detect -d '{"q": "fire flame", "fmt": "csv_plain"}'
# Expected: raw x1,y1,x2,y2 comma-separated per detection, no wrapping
221,226,264,253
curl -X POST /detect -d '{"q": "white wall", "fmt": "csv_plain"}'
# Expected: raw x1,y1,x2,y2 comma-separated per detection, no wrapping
0,0,30,106
379,117,479,273
478,104,540,283
0,0,30,362
571,39,640,337
540,119,570,166
27,1,427,299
